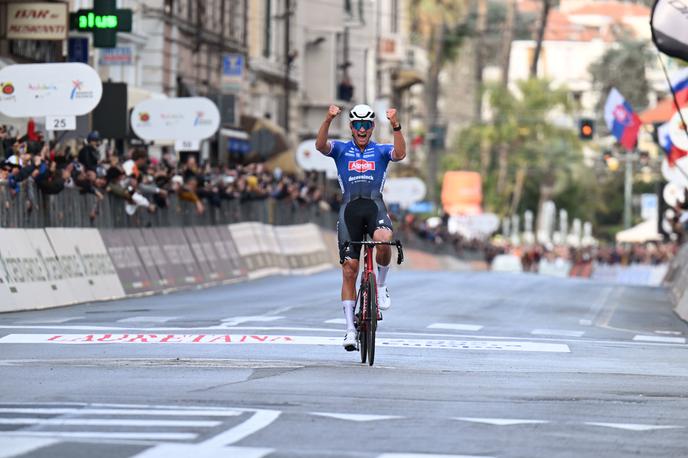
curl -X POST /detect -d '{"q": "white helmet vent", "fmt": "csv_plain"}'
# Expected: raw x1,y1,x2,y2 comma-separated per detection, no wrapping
349,104,376,122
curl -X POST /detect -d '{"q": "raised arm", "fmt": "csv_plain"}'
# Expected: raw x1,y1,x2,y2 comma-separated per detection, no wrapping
386,108,406,161
315,105,341,155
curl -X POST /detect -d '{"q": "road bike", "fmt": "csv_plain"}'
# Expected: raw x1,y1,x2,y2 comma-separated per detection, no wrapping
341,239,404,366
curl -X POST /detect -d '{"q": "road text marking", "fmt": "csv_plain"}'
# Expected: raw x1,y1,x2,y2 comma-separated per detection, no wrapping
0,333,570,352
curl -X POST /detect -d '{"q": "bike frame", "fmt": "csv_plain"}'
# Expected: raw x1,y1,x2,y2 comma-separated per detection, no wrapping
341,239,404,365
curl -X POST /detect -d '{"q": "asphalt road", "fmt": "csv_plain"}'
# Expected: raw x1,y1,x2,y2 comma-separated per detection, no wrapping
1,269,688,458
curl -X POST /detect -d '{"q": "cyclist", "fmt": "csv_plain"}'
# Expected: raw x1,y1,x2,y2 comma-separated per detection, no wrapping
315,103,406,351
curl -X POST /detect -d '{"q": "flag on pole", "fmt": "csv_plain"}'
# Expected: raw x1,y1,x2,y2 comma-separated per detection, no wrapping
658,121,688,166
651,0,688,62
670,67,688,93
603,88,641,151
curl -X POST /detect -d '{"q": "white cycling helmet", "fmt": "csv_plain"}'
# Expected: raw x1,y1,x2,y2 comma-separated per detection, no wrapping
349,104,376,122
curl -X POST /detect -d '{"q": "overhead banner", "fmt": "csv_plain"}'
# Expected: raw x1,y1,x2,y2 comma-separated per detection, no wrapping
0,63,102,117
651,0,688,62
7,3,68,40
131,97,220,141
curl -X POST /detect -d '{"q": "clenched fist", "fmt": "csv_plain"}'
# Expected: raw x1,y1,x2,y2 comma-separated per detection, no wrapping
386,108,399,127
327,105,341,120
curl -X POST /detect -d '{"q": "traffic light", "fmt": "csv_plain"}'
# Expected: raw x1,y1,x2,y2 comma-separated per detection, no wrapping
579,118,595,140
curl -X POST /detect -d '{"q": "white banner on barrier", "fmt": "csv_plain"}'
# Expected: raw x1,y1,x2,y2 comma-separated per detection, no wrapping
0,229,73,311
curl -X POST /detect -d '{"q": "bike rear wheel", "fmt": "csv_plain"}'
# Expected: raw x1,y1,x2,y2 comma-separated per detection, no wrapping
367,274,377,366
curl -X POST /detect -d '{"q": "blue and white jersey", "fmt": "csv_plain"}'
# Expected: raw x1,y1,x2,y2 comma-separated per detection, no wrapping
327,140,398,202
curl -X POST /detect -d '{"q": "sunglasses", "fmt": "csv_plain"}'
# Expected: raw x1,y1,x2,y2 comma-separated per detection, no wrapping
351,120,373,131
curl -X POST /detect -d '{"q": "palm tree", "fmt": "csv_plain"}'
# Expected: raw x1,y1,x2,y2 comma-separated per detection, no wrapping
409,0,470,203
445,79,581,217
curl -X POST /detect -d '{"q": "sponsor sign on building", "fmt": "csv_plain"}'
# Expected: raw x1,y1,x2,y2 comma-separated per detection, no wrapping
7,3,68,40
131,97,220,141
99,46,133,65
0,63,103,117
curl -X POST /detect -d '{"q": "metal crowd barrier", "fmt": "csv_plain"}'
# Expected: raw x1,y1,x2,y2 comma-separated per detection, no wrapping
0,181,338,229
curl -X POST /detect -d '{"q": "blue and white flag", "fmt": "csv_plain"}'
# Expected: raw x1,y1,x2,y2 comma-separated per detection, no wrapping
670,67,688,93
604,88,641,151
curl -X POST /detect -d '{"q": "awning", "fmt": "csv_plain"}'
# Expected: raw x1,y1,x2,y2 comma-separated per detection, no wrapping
393,68,424,91
615,219,662,243
127,87,167,110
640,91,688,124
239,115,291,161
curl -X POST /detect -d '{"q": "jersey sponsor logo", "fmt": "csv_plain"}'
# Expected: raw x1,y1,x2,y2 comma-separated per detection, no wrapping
348,175,374,182
348,159,376,173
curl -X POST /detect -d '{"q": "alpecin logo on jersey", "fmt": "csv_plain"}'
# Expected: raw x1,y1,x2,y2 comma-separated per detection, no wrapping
348,159,376,173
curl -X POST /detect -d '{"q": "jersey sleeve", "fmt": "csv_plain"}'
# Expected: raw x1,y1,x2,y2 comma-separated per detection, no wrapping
327,140,347,160
380,143,399,162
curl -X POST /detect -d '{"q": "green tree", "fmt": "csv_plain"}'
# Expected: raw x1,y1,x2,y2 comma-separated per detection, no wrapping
589,38,652,117
409,0,470,203
444,79,581,217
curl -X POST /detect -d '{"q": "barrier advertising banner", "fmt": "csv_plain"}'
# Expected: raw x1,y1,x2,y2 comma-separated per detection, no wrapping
131,97,220,141
45,228,125,303
148,228,203,287
99,229,160,294
0,63,103,117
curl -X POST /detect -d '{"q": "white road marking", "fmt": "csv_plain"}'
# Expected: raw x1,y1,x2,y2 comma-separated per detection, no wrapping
324,318,347,324
131,444,273,458
17,317,84,324
531,329,585,338
0,431,198,441
2,324,684,348
379,454,494,458
221,316,285,326
0,418,221,427
0,437,59,458
201,409,281,447
0,408,242,417
427,323,483,332
310,413,402,422
454,417,549,426
585,422,683,431
633,335,686,344
118,316,179,323
654,330,683,336
0,334,571,353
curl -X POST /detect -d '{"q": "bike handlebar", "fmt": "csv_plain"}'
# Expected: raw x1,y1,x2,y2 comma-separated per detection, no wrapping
340,240,404,265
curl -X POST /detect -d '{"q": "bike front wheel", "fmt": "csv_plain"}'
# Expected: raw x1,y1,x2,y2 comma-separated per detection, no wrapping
367,274,377,366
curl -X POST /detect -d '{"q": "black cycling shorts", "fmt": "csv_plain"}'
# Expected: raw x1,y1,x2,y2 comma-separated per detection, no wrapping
337,197,393,261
